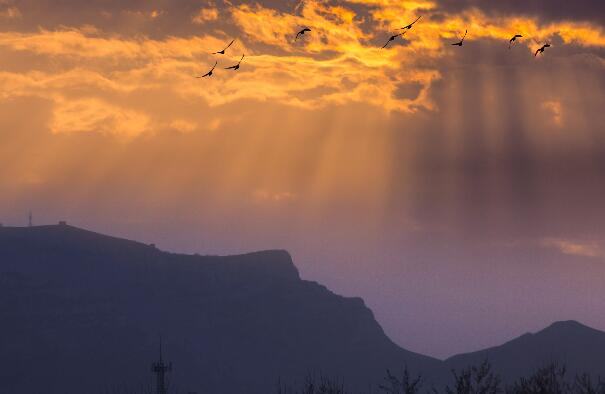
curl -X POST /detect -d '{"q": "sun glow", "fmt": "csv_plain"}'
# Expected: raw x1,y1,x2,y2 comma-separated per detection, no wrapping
0,0,604,237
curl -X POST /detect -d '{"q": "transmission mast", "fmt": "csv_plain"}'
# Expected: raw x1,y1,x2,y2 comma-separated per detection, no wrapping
151,339,172,394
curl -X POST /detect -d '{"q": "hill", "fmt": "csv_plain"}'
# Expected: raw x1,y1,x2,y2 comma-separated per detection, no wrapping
446,320,605,382
0,224,440,394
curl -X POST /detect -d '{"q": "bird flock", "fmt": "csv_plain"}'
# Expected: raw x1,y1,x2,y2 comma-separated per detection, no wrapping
197,16,552,78
196,39,245,78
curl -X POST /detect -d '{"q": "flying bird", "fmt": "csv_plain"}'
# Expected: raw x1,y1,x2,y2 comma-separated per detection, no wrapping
196,61,217,78
382,32,406,49
535,43,551,57
213,39,235,55
509,34,523,49
397,16,421,30
451,30,467,46
295,28,311,41
225,54,245,71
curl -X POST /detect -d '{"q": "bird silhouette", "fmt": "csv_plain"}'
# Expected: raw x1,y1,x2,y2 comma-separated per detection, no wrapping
397,16,421,30
295,28,311,41
213,39,235,55
535,43,551,57
382,32,406,49
451,30,467,46
225,54,245,71
509,34,523,49
196,61,217,78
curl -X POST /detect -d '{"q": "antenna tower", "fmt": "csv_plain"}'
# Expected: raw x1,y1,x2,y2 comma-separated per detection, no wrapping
151,338,172,394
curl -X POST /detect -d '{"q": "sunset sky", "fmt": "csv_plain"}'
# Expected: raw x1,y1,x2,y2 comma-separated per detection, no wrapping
1,0,605,358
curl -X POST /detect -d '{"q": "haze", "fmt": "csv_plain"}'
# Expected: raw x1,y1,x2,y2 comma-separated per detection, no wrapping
1,0,604,359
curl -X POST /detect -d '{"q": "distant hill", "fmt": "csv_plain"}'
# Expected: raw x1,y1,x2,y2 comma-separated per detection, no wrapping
0,224,440,394
446,320,605,382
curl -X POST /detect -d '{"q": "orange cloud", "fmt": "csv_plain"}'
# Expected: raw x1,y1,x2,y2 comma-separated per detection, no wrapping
50,98,150,137
169,119,198,133
193,6,219,24
541,100,563,126
122,9,164,20
0,0,604,140
253,189,297,203
542,238,605,259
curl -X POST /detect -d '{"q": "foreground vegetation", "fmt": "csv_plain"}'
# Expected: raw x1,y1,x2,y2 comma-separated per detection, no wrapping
278,361,605,394
100,361,605,394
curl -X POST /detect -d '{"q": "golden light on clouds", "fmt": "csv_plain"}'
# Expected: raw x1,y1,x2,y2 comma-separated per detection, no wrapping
0,1,603,123
0,0,604,237
50,98,150,137
193,7,220,25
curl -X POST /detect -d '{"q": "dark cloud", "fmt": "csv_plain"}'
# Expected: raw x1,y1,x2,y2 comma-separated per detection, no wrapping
437,0,605,25
385,35,605,240
2,0,227,37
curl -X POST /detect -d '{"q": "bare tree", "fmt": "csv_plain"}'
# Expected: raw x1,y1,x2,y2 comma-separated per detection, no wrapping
380,366,423,394
278,374,348,394
445,360,502,394
573,373,605,394
507,363,570,394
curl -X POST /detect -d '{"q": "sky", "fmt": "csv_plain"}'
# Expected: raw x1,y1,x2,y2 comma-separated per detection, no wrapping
1,0,605,359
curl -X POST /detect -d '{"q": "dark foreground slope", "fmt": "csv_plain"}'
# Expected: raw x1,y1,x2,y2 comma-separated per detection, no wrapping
0,224,440,394
446,320,605,382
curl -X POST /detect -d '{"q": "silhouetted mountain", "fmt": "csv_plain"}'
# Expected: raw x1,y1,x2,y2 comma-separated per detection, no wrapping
446,320,605,382
4,224,605,393
0,224,440,394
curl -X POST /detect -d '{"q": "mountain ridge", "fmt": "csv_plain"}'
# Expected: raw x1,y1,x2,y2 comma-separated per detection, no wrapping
446,319,605,381
0,223,441,394
0,223,301,282
2,224,605,393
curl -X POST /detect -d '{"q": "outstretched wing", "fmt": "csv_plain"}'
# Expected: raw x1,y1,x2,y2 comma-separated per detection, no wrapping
197,62,217,77
224,39,235,51
399,16,422,29
203,61,217,75
409,16,421,26
225,57,242,69
461,29,468,42
295,28,310,40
